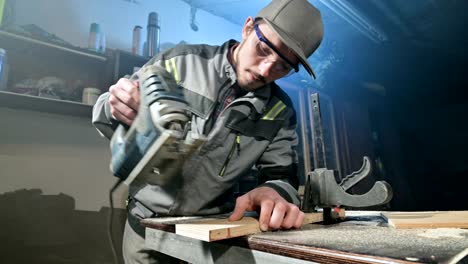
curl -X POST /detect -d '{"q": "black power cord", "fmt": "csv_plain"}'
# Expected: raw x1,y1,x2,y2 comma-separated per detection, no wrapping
108,179,124,264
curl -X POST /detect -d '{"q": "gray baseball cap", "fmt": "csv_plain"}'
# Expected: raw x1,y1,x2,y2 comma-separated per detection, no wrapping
256,0,324,79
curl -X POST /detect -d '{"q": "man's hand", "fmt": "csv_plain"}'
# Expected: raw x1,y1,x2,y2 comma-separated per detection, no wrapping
229,186,305,231
109,78,140,126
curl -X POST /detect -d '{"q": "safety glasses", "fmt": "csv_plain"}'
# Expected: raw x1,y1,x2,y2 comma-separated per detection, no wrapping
254,23,299,75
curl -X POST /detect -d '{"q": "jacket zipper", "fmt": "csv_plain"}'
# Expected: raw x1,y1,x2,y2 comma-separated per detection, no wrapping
218,134,240,177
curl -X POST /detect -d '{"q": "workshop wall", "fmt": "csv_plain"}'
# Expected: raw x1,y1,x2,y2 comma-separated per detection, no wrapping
0,108,122,211
3,0,242,211
1,1,242,263
11,0,241,52
0,107,128,263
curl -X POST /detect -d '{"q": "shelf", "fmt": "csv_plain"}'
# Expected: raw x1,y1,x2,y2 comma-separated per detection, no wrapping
115,49,149,63
112,49,150,82
0,29,107,63
0,90,93,118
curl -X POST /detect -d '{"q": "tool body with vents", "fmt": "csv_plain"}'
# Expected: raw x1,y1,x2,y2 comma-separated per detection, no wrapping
109,65,206,186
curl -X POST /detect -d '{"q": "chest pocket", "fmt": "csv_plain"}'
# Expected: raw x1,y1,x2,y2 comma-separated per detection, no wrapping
224,109,284,142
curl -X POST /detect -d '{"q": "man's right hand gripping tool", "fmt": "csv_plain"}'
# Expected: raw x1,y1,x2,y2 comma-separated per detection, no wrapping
109,65,206,186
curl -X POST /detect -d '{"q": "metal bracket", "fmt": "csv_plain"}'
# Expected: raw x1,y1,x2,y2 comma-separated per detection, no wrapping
302,93,393,212
302,156,393,211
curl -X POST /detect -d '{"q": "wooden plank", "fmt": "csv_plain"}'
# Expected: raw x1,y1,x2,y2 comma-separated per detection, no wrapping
141,214,233,233
175,212,327,242
143,214,230,225
382,211,468,229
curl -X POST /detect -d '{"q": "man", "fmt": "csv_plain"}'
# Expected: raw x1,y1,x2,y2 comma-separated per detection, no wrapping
92,0,324,262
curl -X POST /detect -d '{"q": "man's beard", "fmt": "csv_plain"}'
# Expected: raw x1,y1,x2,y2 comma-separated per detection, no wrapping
234,41,265,92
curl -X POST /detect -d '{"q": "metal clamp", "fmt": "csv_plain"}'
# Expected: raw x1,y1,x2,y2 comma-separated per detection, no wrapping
302,156,393,211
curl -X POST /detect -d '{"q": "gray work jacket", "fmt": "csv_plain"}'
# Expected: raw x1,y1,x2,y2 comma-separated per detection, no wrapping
92,40,301,218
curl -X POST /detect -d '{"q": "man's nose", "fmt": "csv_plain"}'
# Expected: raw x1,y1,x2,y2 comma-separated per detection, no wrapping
258,60,274,78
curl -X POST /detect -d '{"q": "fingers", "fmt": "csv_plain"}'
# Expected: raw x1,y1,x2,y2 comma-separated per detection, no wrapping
258,200,274,231
111,78,140,111
262,202,303,230
120,80,140,110
282,205,303,229
229,195,251,222
293,210,305,229
269,202,286,229
233,187,305,232
108,78,140,125
109,97,136,126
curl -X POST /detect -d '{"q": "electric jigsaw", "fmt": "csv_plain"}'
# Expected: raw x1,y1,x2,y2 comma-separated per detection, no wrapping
109,65,206,186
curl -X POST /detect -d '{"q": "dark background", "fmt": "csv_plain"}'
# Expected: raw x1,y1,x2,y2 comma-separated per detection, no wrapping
305,0,468,211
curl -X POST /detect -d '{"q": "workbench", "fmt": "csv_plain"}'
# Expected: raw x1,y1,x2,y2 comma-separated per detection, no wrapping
142,211,468,264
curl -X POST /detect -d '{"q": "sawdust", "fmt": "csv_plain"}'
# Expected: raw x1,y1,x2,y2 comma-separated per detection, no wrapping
417,228,468,239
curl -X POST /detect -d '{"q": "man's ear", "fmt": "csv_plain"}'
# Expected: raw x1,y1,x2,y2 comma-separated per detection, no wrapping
242,17,255,39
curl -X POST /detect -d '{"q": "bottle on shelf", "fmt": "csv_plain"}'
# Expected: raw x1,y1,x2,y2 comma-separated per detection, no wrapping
146,12,160,57
0,48,8,90
132,25,142,56
88,22,101,52
99,31,106,54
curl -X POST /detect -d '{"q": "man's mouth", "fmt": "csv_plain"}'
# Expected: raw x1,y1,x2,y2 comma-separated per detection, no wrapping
250,72,265,84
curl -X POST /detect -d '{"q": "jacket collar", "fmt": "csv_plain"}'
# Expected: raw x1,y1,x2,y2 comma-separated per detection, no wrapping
220,40,276,115
222,40,239,86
